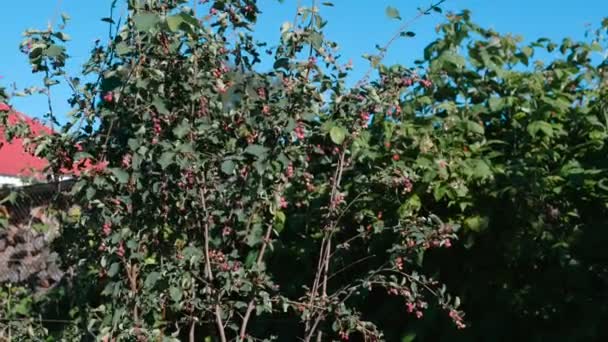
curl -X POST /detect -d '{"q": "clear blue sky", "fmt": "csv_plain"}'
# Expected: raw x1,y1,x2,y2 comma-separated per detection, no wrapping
1,0,606,122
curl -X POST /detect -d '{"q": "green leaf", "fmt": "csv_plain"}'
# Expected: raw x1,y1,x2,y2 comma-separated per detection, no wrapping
400,31,416,38
173,120,190,139
244,144,269,158
398,194,421,218
111,307,125,328
13,298,31,316
45,44,65,58
464,215,489,232
471,159,492,179
115,42,132,55
133,13,160,31
274,210,286,233
167,14,185,32
180,13,200,27
329,126,347,145
221,159,236,175
527,121,553,137
245,251,259,267
110,168,130,184
439,51,466,69
598,178,608,192
169,286,182,302
466,120,485,135
108,262,120,277
402,333,417,342
488,97,505,111
144,272,161,288
385,6,401,20
273,57,290,70
54,32,71,42
158,151,176,169
152,98,169,115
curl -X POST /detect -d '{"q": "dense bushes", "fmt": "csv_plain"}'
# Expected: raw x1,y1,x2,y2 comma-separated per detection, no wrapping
1,1,607,341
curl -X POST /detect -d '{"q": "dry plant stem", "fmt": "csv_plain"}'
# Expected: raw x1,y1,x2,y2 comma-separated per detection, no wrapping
239,223,274,339
327,255,376,282
315,237,332,342
122,259,142,337
305,150,346,339
43,62,55,132
201,186,213,281
215,305,227,342
305,235,328,333
189,320,196,342
0,318,75,324
304,316,323,342
312,151,345,292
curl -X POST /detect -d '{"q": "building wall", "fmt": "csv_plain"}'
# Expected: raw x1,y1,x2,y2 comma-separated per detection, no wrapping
0,175,24,186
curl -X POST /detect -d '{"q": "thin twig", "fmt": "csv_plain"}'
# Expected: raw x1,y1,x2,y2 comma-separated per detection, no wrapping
0,318,75,324
200,187,213,281
215,305,228,342
239,220,274,338
199,170,227,342
292,0,303,30
43,61,55,133
189,320,196,342
303,0,317,82
305,150,346,339
316,236,331,342
355,0,447,87
304,315,322,342
327,254,376,281
49,0,64,28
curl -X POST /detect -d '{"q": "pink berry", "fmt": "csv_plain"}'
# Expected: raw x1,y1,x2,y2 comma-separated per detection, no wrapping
103,92,114,103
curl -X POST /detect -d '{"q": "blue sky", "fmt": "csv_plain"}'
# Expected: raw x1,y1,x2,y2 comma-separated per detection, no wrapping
1,0,606,122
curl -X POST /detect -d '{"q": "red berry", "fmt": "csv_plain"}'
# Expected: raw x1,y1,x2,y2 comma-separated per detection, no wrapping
103,92,114,103
392,154,400,161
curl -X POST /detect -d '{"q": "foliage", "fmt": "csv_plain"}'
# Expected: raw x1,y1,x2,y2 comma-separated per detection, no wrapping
0,1,607,341
406,12,608,341
2,1,461,341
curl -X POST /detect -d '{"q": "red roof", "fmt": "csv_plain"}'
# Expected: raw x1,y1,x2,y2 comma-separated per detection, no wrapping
0,104,52,178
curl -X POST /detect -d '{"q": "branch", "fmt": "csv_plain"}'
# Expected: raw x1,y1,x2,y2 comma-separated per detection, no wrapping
215,305,227,342
355,0,447,87
304,0,318,82
304,150,346,339
239,222,274,339
304,315,323,342
200,185,213,281
199,170,227,342
327,255,376,282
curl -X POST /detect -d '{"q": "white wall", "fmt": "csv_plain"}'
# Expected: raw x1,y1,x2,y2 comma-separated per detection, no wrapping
0,175,25,186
